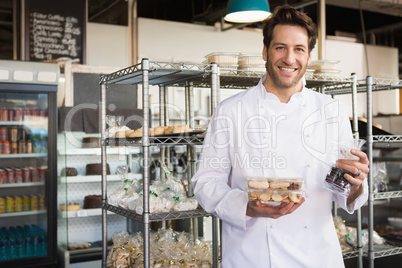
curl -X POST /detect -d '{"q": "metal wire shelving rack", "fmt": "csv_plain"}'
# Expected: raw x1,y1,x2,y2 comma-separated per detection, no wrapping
99,59,219,268
98,59,402,268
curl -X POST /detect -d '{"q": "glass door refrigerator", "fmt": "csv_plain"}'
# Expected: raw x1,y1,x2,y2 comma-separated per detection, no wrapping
0,60,58,268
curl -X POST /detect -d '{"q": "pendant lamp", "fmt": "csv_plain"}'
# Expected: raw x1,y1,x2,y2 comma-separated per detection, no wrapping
224,0,271,23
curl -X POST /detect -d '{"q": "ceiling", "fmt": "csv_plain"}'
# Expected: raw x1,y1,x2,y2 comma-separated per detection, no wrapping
0,0,401,76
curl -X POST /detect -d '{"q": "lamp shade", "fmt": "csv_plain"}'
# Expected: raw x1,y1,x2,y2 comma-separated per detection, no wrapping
224,0,271,23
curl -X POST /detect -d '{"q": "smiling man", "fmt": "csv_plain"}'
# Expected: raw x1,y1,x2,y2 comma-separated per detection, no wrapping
192,5,369,268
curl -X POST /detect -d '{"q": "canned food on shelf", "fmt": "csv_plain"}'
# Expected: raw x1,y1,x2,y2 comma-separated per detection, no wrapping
6,168,15,183
14,168,22,183
30,195,39,211
0,108,7,121
22,195,30,211
14,196,22,212
7,109,14,121
22,167,31,182
0,169,6,183
18,140,26,153
10,142,18,154
30,167,40,182
14,108,23,121
2,140,10,154
39,166,47,182
0,197,5,213
26,140,32,154
6,196,14,213
39,195,45,210
0,127,8,141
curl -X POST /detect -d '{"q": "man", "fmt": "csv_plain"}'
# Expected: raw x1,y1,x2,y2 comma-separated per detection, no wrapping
191,5,369,268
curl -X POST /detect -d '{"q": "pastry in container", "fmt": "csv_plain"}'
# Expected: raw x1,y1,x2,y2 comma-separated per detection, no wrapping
237,64,265,74
308,60,340,71
247,177,303,191
248,189,304,205
205,52,239,65
238,53,265,66
313,69,341,77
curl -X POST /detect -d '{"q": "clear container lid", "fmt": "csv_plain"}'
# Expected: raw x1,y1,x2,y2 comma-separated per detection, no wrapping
247,177,304,191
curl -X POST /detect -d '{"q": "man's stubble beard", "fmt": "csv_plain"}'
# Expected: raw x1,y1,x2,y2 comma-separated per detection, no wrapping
265,59,306,89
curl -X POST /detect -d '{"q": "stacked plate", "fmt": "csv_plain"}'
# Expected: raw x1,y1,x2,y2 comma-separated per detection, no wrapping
204,52,239,75
237,53,265,74
308,60,341,77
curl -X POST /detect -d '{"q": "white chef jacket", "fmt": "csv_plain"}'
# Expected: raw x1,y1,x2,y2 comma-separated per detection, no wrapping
192,76,368,268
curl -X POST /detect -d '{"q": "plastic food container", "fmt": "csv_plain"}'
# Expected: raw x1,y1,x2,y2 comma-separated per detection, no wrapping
247,177,303,191
238,53,265,65
313,69,341,76
248,189,304,205
205,52,239,65
237,64,265,73
308,60,340,71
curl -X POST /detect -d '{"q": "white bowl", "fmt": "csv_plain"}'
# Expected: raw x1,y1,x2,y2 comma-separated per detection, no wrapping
388,217,402,229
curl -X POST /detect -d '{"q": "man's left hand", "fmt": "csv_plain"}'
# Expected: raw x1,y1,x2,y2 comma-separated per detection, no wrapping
336,149,369,203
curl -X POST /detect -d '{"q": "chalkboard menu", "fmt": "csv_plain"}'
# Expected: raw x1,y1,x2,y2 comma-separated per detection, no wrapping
25,0,86,63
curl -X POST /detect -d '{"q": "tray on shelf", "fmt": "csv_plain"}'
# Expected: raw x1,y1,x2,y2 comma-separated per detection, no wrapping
103,203,211,222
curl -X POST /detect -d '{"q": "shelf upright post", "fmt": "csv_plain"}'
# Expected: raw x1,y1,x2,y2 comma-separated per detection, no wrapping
159,85,167,184
366,76,374,268
185,81,198,241
351,73,363,268
159,84,168,230
210,63,219,115
210,62,220,268
351,73,359,139
142,58,151,268
185,81,195,188
164,87,172,172
100,82,108,268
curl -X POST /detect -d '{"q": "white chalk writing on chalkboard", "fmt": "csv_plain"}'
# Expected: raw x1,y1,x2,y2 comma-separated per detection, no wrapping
29,12,82,61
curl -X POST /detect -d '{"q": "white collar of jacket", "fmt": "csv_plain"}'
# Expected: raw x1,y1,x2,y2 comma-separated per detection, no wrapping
258,74,308,106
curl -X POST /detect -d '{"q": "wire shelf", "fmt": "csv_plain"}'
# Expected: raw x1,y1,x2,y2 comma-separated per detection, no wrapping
103,203,211,222
105,135,205,146
342,249,361,259
370,243,402,259
373,135,402,143
373,190,402,200
99,61,211,86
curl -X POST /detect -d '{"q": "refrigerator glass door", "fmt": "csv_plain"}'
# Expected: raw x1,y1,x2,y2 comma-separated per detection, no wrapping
0,92,50,261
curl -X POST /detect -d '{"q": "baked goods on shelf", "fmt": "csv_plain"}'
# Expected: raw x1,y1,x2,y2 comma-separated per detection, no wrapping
68,241,91,250
83,195,102,209
113,124,194,138
60,203,80,211
82,137,101,148
173,124,192,133
86,163,111,175
60,167,78,176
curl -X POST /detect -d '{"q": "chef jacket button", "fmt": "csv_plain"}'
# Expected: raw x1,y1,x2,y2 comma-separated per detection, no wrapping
305,134,310,138
270,225,274,229
304,225,308,229
306,164,311,167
